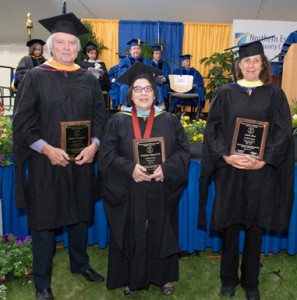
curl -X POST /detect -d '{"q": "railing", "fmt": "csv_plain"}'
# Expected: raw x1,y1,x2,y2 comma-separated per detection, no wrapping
0,65,15,114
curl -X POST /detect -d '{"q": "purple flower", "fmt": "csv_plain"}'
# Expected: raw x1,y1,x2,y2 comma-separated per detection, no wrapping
3,233,14,243
15,236,32,245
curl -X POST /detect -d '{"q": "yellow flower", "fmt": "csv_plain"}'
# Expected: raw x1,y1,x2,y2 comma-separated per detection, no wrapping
3,128,7,133
1,134,6,138
193,136,198,142
183,115,190,121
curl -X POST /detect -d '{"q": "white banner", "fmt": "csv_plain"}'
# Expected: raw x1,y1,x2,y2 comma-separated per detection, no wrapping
232,20,297,61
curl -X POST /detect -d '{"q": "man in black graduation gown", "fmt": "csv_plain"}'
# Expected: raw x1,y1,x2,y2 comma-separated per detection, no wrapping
13,13,106,300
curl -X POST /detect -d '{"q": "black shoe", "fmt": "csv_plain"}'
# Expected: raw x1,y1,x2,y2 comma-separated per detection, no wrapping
82,268,104,282
220,286,235,297
246,289,260,300
36,288,54,300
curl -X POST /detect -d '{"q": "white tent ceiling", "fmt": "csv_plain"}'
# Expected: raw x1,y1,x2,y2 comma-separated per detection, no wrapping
1,0,297,44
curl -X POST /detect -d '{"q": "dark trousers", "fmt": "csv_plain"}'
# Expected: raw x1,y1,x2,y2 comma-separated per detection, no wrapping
32,222,90,289
220,224,263,290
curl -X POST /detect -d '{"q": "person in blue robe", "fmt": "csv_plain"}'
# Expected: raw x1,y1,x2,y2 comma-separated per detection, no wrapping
173,54,205,110
146,45,171,109
117,39,149,108
108,52,127,110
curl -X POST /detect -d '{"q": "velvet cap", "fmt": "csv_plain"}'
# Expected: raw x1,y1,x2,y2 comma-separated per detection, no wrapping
180,54,192,60
150,44,163,51
116,62,162,86
26,39,45,47
127,38,143,47
38,13,89,37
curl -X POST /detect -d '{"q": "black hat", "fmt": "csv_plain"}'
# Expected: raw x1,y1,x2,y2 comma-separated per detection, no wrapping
38,13,89,37
127,39,144,47
225,35,275,59
26,39,45,47
179,54,192,60
83,41,97,53
150,44,163,51
116,62,162,86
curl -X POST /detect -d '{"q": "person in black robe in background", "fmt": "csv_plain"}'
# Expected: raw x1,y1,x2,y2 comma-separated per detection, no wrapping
80,40,110,93
199,38,294,300
11,38,47,92
13,13,106,300
98,62,190,295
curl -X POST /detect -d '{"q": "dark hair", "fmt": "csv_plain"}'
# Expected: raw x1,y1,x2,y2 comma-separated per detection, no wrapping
29,43,43,56
86,45,98,59
126,74,158,106
235,54,272,85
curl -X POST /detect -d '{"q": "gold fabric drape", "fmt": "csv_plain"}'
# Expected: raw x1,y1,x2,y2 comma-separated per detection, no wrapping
81,19,119,70
183,22,232,77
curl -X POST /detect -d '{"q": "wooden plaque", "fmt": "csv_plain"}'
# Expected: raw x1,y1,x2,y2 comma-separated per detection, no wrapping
132,137,166,174
60,120,91,160
230,117,269,160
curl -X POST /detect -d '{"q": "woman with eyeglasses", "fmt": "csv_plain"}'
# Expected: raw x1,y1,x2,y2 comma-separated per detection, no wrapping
98,62,190,296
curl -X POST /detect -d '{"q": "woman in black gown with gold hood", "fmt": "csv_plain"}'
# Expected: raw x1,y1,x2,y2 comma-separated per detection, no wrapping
199,37,294,300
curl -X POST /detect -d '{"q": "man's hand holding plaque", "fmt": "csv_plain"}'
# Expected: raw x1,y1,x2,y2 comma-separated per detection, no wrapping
60,120,91,161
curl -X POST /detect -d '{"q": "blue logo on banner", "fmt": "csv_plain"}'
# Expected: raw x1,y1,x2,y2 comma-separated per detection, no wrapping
234,32,249,46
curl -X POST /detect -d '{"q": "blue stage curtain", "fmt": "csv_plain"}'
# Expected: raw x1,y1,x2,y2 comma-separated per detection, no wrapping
178,161,297,256
2,161,297,255
0,164,109,248
119,20,184,72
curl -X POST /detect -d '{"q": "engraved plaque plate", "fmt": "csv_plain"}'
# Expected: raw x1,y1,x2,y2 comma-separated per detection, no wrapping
60,120,91,160
230,118,269,160
133,137,166,174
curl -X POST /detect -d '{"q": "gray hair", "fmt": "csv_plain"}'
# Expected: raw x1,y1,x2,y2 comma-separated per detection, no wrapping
46,33,81,57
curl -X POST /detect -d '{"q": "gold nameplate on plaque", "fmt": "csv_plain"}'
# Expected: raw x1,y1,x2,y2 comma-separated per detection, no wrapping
133,137,166,174
60,120,91,161
230,117,269,161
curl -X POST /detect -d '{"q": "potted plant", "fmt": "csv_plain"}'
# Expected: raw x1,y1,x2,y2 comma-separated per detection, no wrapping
200,51,235,102
0,116,13,167
75,21,109,65
180,115,206,159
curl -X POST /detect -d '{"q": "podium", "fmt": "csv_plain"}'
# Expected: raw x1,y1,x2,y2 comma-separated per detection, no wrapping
282,44,297,105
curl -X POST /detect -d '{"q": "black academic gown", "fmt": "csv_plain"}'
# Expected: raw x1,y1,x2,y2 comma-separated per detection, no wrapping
98,109,190,290
13,63,107,231
199,83,294,231
80,60,110,92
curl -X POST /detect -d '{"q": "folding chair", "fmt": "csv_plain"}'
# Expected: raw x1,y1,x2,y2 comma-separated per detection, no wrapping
168,74,201,119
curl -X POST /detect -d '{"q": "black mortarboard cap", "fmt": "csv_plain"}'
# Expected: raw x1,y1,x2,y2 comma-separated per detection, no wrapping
225,35,275,59
38,13,89,37
180,54,192,60
116,62,162,86
150,44,163,51
26,39,45,47
83,41,97,53
127,38,144,47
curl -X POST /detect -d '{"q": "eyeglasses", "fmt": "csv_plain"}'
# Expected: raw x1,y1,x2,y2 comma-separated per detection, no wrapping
132,86,153,93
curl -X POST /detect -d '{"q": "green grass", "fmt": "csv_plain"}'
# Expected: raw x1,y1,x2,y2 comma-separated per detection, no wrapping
3,246,297,300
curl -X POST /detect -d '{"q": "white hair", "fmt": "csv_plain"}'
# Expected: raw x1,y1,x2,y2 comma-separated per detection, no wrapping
46,33,81,57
